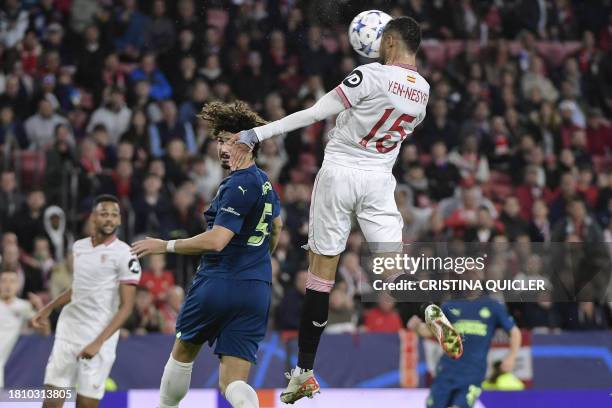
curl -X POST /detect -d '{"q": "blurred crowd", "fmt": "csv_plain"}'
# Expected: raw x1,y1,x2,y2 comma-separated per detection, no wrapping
0,0,611,338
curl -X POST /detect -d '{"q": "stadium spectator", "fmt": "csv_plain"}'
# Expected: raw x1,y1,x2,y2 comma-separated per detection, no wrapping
143,0,175,54
464,207,500,243
140,254,174,307
0,104,27,148
149,100,195,157
499,197,529,240
326,282,356,334
44,124,77,204
130,53,172,101
275,270,307,331
24,97,69,150
132,173,170,236
124,287,163,335
6,189,47,254
363,295,403,333
0,243,43,298
0,171,24,231
160,285,184,335
425,141,461,201
87,86,132,145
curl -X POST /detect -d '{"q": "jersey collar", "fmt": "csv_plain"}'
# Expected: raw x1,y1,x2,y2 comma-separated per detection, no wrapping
231,163,257,174
90,235,117,247
391,63,418,72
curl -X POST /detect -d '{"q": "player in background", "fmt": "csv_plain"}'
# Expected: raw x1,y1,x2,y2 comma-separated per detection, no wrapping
408,288,521,408
0,270,47,389
230,16,461,403
131,101,282,408
30,195,141,408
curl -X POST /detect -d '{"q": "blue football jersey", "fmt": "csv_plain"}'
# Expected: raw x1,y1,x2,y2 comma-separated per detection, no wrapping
436,297,516,381
196,164,280,282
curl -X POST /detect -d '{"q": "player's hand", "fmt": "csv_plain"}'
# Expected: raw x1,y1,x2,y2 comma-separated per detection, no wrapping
407,315,423,331
131,237,167,258
229,133,252,170
500,354,516,373
30,308,51,330
78,340,102,360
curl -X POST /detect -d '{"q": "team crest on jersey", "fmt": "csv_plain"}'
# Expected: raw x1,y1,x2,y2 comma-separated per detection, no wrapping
101,254,108,263
479,307,491,319
128,258,141,274
343,69,363,88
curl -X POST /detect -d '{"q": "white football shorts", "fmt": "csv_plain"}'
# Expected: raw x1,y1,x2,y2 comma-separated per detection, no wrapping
43,338,116,400
308,160,403,256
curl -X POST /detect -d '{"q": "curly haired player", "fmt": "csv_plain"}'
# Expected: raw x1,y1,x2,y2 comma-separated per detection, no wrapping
132,101,282,408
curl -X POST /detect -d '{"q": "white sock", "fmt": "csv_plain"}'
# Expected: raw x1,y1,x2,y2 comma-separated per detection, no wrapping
225,380,259,408
159,355,193,408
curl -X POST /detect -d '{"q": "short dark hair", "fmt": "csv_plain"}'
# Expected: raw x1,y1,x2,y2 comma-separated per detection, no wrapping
198,100,267,158
93,194,120,209
383,16,421,54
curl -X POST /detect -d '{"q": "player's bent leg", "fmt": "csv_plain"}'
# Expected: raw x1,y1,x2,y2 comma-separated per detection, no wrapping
281,251,336,404
159,339,200,408
219,355,258,408
298,252,339,370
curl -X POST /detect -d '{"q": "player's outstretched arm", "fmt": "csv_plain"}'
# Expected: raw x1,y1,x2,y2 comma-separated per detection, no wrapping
30,288,72,331
269,215,283,254
78,283,137,359
230,90,346,169
131,226,235,258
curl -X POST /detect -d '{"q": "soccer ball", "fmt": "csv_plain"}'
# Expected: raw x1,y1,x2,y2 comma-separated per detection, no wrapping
349,10,392,59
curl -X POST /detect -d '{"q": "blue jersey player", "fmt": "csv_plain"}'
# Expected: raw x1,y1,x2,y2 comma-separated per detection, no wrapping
409,297,521,408
132,101,282,408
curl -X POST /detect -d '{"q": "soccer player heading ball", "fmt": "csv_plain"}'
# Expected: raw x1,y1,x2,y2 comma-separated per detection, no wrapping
232,15,462,403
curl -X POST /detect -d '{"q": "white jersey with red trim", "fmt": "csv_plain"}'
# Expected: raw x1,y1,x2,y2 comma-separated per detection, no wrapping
327,62,430,172
55,237,141,347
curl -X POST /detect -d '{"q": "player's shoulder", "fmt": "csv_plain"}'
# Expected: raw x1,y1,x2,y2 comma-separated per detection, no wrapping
73,237,91,250
227,166,265,191
107,238,133,256
353,62,387,79
342,62,384,86
357,62,385,72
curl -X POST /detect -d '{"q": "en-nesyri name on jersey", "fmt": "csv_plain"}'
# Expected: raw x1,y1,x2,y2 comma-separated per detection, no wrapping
327,62,430,172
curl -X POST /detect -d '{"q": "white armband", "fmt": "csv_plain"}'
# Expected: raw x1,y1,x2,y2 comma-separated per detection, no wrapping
166,240,176,253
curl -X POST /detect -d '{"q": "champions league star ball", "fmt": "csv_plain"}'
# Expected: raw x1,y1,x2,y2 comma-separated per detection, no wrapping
349,10,392,58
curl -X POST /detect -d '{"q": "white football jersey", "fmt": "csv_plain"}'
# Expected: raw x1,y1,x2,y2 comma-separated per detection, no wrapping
55,237,141,347
326,62,430,172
